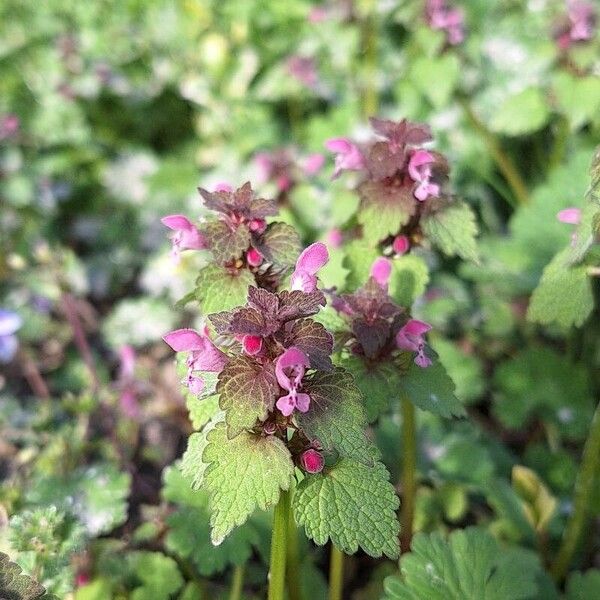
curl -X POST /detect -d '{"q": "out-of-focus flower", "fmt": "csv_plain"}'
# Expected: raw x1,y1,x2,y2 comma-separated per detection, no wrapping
287,55,319,88
326,229,343,249
161,215,207,262
426,0,465,45
117,345,140,418
0,309,22,363
325,138,365,179
0,114,19,141
303,153,325,176
557,207,582,224
370,257,392,288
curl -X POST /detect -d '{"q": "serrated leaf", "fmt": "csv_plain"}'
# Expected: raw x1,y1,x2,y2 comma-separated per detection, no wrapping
358,181,417,244
181,417,224,490
187,393,220,430
410,54,460,108
286,318,333,370
0,552,55,600
129,552,183,600
489,88,550,136
527,248,594,328
339,355,403,422
389,254,430,307
201,220,251,264
255,222,301,268
401,361,465,418
297,368,374,464
421,201,479,262
203,422,294,544
217,356,278,438
293,458,400,559
383,527,540,599
195,265,256,314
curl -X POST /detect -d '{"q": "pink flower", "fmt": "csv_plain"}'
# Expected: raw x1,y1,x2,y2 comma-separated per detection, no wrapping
249,218,267,233
161,215,206,261
557,207,582,225
396,319,432,368
247,248,263,267
275,347,311,416
325,138,365,179
214,182,233,192
303,153,325,176
287,55,318,88
0,114,19,140
300,448,324,473
290,242,329,292
327,228,343,249
370,257,392,287
308,6,328,23
163,328,228,394
242,335,263,355
408,149,440,201
393,235,410,255
426,0,465,45
568,1,595,42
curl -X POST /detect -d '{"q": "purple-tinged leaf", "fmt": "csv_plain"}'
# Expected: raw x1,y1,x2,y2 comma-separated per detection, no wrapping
200,220,251,264
217,356,279,439
278,290,326,322
254,222,301,268
286,318,333,370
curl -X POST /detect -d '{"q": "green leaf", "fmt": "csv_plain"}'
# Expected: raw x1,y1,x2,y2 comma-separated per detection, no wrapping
388,254,430,307
492,347,593,440
383,527,540,599
421,201,479,262
201,220,251,264
203,422,294,544
410,54,460,108
217,356,278,438
566,570,600,599
401,361,466,418
195,265,256,314
489,88,550,136
342,240,380,290
293,459,400,559
0,552,56,600
255,222,301,268
527,248,594,328
180,417,223,490
187,393,220,430
553,72,600,131
128,552,183,600
357,181,416,244
74,579,112,600
339,355,403,422
297,368,375,464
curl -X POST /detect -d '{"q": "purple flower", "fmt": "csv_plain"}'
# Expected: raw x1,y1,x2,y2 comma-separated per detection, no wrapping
275,347,311,416
426,0,465,45
290,242,329,292
287,55,318,88
163,328,228,394
393,235,410,255
0,309,22,363
370,257,392,288
300,448,324,473
326,228,343,249
325,138,365,179
161,215,207,262
408,149,440,201
568,1,596,42
396,319,432,368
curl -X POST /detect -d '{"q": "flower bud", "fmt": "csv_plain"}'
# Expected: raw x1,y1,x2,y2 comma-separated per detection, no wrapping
249,218,267,233
247,248,263,267
300,448,324,474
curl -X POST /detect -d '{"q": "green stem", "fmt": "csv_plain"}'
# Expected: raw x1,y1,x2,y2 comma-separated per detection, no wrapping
268,489,290,600
549,116,569,169
459,98,529,206
551,400,600,581
400,395,417,553
328,545,344,600
228,564,245,600
361,0,378,118
286,488,302,600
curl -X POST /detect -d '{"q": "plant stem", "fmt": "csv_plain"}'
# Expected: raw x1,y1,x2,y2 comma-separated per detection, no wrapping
551,400,600,581
361,0,378,118
268,488,290,600
228,564,245,600
286,491,302,600
328,545,344,600
400,394,417,553
459,98,529,206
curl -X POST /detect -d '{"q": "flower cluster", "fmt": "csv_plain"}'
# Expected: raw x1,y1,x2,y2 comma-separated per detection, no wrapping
325,117,453,254
332,258,432,368
254,147,324,193
554,1,596,50
163,243,332,473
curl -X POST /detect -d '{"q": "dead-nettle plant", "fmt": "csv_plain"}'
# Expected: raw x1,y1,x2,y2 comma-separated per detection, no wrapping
160,117,478,598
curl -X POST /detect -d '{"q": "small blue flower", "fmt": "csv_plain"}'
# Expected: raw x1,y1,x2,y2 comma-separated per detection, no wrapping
0,309,22,363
